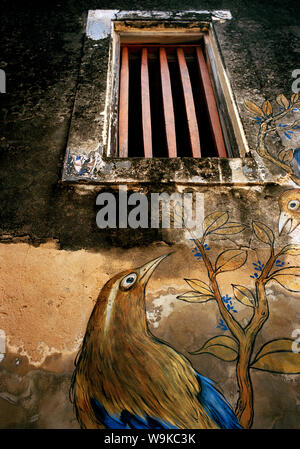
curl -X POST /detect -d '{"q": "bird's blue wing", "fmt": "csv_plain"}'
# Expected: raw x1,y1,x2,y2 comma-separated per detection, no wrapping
91,371,242,430
195,372,242,429
90,398,178,429
90,398,129,428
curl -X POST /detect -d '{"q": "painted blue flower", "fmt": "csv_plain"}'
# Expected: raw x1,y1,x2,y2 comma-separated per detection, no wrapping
275,259,285,267
216,318,228,331
253,261,264,271
250,260,264,279
222,294,238,313
190,239,210,260
284,131,293,139
277,123,297,138
222,294,231,303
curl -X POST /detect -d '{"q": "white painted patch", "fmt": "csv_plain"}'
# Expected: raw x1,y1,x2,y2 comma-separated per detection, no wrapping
104,280,120,332
147,293,177,328
0,329,6,362
86,10,117,40
265,287,278,302
211,10,233,20
229,159,252,184
287,226,300,244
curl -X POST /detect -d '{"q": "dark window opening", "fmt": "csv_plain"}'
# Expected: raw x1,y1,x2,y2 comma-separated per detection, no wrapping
118,41,227,158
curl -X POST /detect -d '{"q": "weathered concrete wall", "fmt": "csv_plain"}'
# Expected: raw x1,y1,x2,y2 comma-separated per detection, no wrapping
0,0,300,429
1,185,300,428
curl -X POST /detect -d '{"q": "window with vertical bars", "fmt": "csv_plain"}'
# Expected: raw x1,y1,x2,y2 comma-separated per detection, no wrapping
118,42,227,158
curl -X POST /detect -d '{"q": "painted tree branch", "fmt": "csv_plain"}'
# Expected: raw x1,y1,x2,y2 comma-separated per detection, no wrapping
191,231,278,429
235,246,276,428
182,209,300,430
193,236,244,342
246,95,300,185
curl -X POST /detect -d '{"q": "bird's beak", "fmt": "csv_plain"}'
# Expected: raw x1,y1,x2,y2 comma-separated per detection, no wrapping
138,253,172,287
278,212,292,235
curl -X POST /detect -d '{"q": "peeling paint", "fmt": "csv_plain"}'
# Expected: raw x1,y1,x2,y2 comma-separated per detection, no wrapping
86,9,233,41
147,293,177,328
1,1,300,430
229,159,252,184
86,10,117,40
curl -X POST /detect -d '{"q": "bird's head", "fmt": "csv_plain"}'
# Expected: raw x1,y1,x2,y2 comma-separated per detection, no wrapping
278,189,300,235
90,253,171,338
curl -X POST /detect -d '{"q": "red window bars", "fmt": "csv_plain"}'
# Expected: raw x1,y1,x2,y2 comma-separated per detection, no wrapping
118,44,227,158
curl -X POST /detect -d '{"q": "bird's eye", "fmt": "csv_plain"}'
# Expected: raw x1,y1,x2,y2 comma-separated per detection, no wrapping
120,273,137,290
288,200,300,210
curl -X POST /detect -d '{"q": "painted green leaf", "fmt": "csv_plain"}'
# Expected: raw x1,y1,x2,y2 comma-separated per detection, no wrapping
276,93,289,109
184,278,212,295
215,249,247,274
251,338,300,374
252,221,274,246
177,291,215,303
190,335,239,361
213,222,247,235
244,99,264,117
254,338,294,360
279,244,300,256
262,100,272,116
232,284,256,307
203,211,229,235
201,335,239,351
278,149,294,163
291,93,299,104
270,267,300,292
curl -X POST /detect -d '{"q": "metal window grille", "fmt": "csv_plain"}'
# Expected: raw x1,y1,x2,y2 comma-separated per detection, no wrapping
118,43,227,158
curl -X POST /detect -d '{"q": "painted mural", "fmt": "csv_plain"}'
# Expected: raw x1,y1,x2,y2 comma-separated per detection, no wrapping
70,189,300,429
244,94,300,184
178,189,300,429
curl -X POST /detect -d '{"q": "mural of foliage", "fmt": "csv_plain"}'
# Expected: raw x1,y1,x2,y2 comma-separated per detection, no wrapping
244,93,300,184
178,210,300,429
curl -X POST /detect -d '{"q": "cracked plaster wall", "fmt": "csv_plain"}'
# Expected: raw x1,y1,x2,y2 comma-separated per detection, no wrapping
0,0,300,429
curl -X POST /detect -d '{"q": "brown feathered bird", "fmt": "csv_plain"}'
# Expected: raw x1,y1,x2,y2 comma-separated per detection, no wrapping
70,254,241,429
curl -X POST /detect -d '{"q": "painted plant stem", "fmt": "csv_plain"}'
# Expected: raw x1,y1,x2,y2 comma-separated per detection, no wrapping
182,208,300,430
236,248,276,426
258,116,300,185
246,95,300,185
194,235,244,341
191,235,277,429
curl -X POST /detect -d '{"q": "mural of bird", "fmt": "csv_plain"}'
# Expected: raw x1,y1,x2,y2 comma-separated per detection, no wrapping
278,189,300,235
70,254,241,429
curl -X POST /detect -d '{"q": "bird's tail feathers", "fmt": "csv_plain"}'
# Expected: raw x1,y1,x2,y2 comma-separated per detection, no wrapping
196,372,242,429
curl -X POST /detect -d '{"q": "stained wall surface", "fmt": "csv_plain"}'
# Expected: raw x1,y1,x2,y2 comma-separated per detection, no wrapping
0,0,300,429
